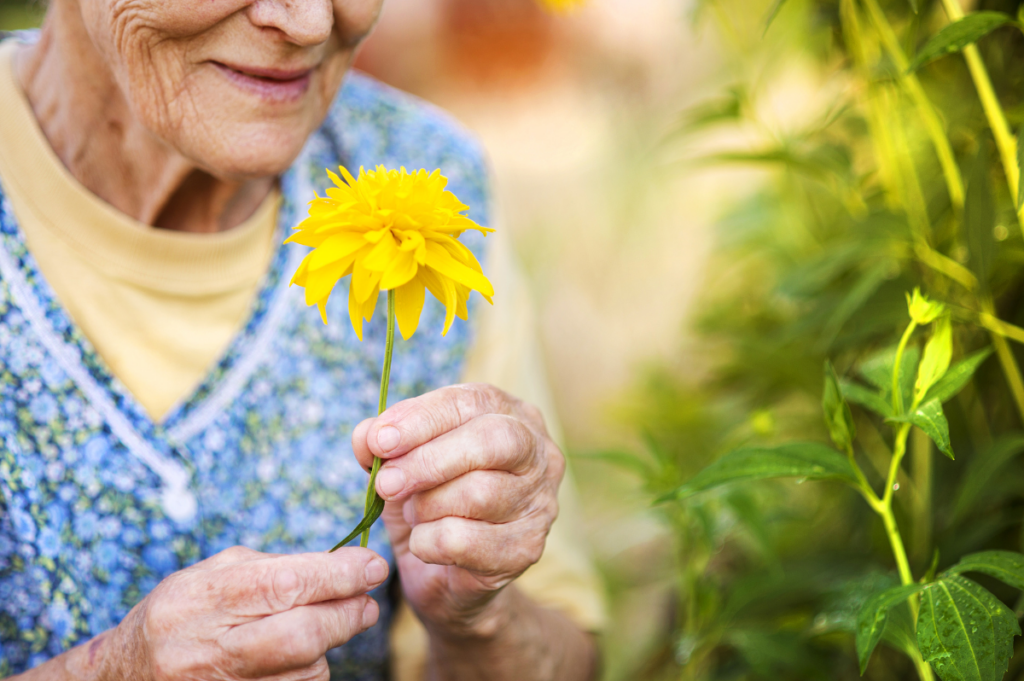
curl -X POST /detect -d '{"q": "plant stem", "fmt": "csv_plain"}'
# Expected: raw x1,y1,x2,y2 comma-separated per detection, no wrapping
860,0,965,211
879,335,935,681
938,0,1023,232
893,321,918,415
979,301,1024,431
876,422,936,681
360,289,396,548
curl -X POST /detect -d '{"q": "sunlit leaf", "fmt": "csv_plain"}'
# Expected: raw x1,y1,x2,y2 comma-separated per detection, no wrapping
856,583,926,674
923,348,993,405
915,317,953,403
889,399,953,459
907,12,1015,73
659,442,858,502
823,361,856,451
917,576,1019,681
944,551,1024,592
668,88,744,140
763,0,791,34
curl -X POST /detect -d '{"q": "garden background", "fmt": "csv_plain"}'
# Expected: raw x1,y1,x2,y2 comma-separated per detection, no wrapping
7,0,1024,679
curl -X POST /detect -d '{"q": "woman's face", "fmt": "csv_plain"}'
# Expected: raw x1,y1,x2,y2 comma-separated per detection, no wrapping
78,0,384,178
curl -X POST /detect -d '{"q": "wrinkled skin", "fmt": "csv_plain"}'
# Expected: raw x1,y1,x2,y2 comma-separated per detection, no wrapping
12,1,597,678
352,384,566,638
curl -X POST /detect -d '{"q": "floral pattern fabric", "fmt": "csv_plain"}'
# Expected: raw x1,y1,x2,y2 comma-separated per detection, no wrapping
0,54,490,679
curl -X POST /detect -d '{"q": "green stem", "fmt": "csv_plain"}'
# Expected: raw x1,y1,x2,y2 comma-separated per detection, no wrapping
360,289,396,548
861,0,966,211
876,422,935,681
893,321,917,416
879,326,935,681
938,0,1023,232
979,297,1024,426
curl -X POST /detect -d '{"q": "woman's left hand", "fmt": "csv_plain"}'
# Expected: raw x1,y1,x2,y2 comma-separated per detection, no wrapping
351,383,565,639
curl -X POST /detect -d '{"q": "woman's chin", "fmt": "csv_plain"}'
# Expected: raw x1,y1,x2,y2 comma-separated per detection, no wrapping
176,127,313,180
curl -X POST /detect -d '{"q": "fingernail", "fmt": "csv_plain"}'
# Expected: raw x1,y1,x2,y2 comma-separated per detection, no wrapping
365,559,388,585
377,467,407,498
362,599,379,628
376,425,401,452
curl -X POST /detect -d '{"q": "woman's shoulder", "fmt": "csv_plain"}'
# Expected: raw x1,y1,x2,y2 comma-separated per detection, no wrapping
325,72,490,210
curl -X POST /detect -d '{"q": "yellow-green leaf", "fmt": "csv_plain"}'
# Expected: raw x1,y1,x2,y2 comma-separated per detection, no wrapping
916,317,953,404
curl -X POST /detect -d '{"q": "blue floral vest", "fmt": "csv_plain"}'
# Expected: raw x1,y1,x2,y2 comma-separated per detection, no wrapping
0,66,490,679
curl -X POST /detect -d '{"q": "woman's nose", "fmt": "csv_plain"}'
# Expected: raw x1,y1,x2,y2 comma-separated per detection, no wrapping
246,0,334,47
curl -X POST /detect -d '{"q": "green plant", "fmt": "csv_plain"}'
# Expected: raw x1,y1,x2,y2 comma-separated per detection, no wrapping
605,0,1024,679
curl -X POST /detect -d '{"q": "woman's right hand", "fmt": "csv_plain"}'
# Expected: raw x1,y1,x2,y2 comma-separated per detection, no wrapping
25,545,389,681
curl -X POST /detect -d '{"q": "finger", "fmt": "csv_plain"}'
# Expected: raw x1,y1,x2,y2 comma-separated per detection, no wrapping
364,383,513,459
406,470,532,524
225,596,379,677
352,417,375,472
374,414,538,501
214,549,389,616
408,514,552,578
190,545,266,569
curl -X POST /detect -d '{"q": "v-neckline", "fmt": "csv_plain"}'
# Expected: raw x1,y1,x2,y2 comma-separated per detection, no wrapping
0,138,324,448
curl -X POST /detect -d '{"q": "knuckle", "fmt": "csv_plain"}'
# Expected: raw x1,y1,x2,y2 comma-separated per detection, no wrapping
521,401,545,426
217,545,256,563
437,522,470,562
256,565,303,610
547,444,566,481
282,619,325,665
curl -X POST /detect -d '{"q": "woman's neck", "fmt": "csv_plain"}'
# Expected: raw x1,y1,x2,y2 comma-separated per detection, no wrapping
14,4,274,234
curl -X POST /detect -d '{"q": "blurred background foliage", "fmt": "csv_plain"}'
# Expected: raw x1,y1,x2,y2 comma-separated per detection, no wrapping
9,0,1024,678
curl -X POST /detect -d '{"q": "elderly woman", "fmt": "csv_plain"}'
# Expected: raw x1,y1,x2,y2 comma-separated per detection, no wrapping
0,1,604,679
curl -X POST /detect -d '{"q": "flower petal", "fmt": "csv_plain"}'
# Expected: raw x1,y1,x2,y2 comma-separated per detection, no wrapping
362,232,399,270
395,277,426,340
352,256,383,303
348,275,365,340
425,242,494,297
309,234,369,271
380,250,419,290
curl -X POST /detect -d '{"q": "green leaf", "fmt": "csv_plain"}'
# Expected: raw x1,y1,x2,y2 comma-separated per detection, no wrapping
823,361,856,451
818,263,890,350
840,379,895,418
1017,124,1024,212
328,492,385,552
659,442,858,502
856,583,926,674
923,348,993,405
952,435,1024,521
907,12,1014,73
944,551,1024,592
763,0,791,35
966,141,996,288
667,88,744,140
861,344,920,409
916,317,953,403
917,575,1020,681
890,399,954,459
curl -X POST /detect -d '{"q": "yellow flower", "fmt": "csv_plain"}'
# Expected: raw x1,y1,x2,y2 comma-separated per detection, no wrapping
287,166,494,340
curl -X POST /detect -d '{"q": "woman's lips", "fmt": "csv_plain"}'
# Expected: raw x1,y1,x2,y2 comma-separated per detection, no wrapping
212,62,313,103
